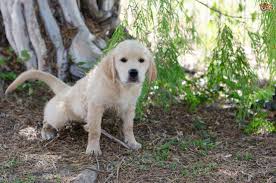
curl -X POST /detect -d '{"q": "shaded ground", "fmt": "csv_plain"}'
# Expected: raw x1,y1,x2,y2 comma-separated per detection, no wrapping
0,84,275,183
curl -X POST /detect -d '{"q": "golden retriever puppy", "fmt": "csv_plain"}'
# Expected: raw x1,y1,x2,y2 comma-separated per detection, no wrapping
5,40,157,155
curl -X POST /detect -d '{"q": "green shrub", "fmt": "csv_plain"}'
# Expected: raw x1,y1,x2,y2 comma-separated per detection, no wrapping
207,25,258,120
245,116,276,134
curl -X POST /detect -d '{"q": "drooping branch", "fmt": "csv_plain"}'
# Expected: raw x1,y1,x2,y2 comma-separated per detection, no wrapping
194,0,243,19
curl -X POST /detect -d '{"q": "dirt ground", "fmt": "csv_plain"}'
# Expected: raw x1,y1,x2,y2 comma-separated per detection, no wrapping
0,84,275,183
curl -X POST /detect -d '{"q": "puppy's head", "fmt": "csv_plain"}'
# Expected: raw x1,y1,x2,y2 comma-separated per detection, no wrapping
102,40,157,84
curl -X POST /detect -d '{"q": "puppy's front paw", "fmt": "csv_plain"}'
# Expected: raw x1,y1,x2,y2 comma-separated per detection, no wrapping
86,144,102,156
41,126,57,140
126,141,142,150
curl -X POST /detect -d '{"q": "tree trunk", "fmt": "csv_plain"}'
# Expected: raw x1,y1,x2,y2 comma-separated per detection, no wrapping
0,0,120,80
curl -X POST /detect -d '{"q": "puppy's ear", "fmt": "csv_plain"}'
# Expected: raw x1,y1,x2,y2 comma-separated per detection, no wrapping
102,53,116,83
148,55,157,82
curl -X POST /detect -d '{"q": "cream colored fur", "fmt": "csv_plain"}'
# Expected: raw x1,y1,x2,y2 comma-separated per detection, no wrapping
5,40,157,156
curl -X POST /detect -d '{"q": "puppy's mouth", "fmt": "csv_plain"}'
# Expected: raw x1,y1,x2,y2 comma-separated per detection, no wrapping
127,77,140,83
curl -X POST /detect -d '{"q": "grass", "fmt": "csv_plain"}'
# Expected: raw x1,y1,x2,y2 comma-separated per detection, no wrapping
179,138,216,156
11,175,36,183
154,139,178,161
0,157,20,172
136,131,217,172
154,135,217,163
55,175,62,183
0,157,36,183
131,138,218,177
181,162,218,177
236,152,254,161
5,158,19,168
2,175,36,183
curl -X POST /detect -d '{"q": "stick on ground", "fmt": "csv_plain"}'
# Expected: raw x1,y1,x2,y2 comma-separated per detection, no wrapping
101,129,130,149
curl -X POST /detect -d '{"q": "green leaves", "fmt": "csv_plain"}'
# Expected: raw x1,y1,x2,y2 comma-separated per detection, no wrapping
207,25,257,120
19,50,31,62
245,116,276,135
105,1,274,128
258,0,276,76
0,71,17,81
0,56,5,65
123,0,200,114
104,25,129,53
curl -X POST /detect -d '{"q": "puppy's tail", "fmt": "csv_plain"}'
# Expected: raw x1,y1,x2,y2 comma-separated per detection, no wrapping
5,70,70,95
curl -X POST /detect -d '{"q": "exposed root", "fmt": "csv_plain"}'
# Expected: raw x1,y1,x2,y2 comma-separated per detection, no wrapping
23,0,48,72
38,0,68,80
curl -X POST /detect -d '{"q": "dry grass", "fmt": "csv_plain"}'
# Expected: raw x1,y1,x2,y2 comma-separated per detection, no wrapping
0,84,275,182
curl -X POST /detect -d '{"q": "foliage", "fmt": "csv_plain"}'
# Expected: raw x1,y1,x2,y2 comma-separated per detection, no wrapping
119,0,201,116
258,0,276,76
19,50,31,63
207,25,258,120
0,48,39,95
245,116,276,134
104,0,276,131
0,48,17,81
0,71,16,81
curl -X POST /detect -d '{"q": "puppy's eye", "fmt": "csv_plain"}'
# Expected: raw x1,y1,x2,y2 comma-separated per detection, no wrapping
120,57,127,63
138,58,145,63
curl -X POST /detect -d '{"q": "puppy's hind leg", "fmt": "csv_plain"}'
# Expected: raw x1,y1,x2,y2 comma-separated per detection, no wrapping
41,98,68,140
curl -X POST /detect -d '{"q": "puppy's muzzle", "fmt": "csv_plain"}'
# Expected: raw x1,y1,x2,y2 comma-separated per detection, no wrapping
128,69,139,82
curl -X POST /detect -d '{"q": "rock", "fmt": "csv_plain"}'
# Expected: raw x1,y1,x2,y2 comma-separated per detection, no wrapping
72,168,97,183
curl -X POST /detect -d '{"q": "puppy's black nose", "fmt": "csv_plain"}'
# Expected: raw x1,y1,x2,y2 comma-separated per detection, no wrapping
129,69,138,78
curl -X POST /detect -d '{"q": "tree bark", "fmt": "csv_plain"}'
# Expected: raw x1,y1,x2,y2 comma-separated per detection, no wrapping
0,0,121,80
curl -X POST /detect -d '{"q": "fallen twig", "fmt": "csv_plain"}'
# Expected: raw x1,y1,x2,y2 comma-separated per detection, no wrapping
84,167,111,174
101,129,130,149
116,157,125,183
43,134,60,147
95,155,100,170
104,172,114,183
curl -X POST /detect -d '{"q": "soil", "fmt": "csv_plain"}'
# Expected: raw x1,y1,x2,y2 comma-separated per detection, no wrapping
0,84,275,183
